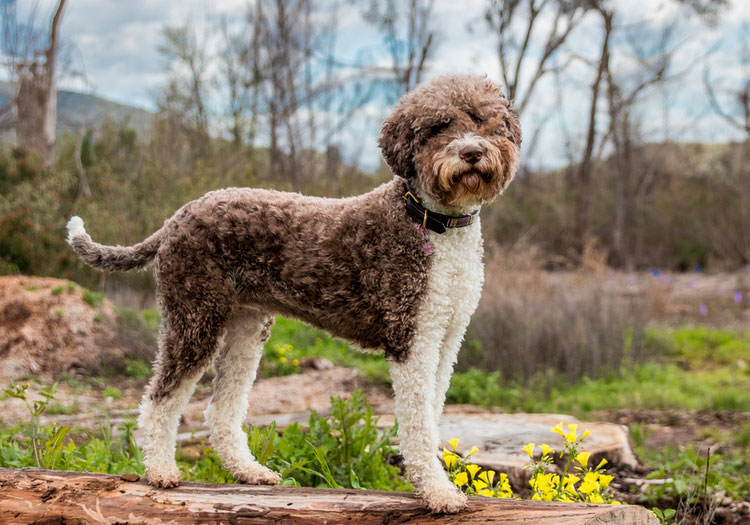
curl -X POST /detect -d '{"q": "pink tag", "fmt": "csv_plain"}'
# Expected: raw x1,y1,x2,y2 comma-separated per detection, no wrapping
418,224,429,236
423,242,435,255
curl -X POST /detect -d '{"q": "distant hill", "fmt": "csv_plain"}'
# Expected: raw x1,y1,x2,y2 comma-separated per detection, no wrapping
0,81,152,136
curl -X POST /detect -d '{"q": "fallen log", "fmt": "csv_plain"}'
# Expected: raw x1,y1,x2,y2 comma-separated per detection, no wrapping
0,468,659,524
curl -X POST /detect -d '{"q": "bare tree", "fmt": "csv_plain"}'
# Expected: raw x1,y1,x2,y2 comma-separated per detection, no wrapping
156,20,211,149
571,2,612,250
485,0,589,116
361,0,437,100
218,16,252,147
704,27,750,138
606,23,677,268
8,0,66,165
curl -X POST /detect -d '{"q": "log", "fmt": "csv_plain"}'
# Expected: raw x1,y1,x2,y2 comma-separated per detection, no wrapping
0,468,658,524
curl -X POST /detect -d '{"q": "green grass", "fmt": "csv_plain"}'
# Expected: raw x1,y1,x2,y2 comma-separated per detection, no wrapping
103,386,121,400
46,401,80,416
446,326,750,415
50,286,63,296
81,289,105,308
265,317,391,386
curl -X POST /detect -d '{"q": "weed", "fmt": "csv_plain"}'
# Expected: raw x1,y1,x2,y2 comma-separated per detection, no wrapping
123,359,152,381
103,386,121,400
82,289,105,307
24,285,39,291
651,507,677,525
50,286,63,296
46,401,80,416
3,382,59,466
66,281,76,292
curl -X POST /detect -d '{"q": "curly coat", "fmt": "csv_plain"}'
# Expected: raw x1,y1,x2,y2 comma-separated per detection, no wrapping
67,74,521,514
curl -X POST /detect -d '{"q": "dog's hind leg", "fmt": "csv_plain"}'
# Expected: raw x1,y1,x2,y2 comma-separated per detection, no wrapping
204,308,280,485
138,306,229,488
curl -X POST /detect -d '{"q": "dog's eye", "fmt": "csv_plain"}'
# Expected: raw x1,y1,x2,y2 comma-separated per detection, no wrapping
467,112,483,125
428,121,451,136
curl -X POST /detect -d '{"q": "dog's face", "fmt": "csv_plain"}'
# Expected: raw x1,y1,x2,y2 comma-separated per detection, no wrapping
379,75,521,210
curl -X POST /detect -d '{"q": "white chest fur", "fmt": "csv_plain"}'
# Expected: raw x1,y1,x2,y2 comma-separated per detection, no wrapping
424,219,484,325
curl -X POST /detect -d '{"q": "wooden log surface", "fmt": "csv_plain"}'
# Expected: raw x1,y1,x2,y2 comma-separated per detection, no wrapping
0,468,659,524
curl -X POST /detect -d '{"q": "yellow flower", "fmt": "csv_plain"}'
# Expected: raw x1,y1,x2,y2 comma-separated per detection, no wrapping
551,422,565,437
278,348,286,355
565,423,578,443
584,471,599,484
280,356,288,363
564,474,580,489
472,479,488,492
596,458,608,470
292,359,300,366
454,472,468,487
588,492,605,504
479,488,494,497
442,448,457,469
466,464,481,479
581,429,591,441
579,479,598,494
599,474,614,488
478,470,495,485
532,473,558,493
559,493,573,502
523,442,536,458
448,438,460,451
575,451,591,468
467,445,479,457
540,443,554,457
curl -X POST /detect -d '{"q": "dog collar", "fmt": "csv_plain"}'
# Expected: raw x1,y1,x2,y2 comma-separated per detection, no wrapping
402,192,479,234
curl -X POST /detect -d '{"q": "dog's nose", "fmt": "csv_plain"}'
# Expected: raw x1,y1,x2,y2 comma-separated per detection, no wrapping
459,145,483,164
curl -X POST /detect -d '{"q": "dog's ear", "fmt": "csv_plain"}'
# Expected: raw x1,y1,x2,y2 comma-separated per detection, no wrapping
506,105,522,148
378,109,416,179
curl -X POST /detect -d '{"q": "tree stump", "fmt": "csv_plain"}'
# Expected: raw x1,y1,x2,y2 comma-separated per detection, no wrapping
0,468,658,524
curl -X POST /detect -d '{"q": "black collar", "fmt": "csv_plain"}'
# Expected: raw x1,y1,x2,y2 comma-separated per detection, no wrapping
402,191,479,234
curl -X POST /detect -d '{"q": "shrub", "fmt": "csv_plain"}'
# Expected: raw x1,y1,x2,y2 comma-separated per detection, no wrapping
461,249,654,384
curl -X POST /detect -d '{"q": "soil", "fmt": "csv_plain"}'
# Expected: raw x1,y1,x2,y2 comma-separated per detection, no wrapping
0,276,124,382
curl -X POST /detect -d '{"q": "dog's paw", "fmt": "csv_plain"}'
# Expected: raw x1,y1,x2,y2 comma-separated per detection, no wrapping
421,484,468,514
147,467,181,489
234,465,281,485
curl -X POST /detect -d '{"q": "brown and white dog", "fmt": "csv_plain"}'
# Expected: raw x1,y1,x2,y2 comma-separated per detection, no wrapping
66,74,521,513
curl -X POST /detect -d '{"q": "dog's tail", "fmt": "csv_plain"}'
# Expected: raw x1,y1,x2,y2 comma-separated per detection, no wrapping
66,216,164,272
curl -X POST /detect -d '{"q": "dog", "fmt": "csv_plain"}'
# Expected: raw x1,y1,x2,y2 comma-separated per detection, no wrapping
66,74,521,513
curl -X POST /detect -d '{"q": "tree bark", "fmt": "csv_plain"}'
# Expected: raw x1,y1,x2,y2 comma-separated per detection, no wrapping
14,0,66,166
0,468,659,524
573,6,612,252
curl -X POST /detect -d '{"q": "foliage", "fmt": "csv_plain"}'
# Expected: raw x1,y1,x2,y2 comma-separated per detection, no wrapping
261,343,301,378
0,382,142,475
634,440,749,504
446,359,750,415
266,317,390,386
258,390,409,491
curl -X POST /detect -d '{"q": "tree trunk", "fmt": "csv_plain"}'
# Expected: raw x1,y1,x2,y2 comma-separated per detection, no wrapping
14,0,66,166
0,468,658,524
573,7,612,252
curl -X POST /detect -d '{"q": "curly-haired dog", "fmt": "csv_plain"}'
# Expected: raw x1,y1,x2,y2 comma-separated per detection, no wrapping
66,74,521,513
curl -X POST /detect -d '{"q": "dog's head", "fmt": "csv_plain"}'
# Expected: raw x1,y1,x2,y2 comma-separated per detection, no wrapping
378,74,521,211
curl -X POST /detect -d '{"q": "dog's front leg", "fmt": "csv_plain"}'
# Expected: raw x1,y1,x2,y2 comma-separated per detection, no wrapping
390,337,467,514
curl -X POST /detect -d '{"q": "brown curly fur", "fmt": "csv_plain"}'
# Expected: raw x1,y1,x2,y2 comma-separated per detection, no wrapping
68,74,521,404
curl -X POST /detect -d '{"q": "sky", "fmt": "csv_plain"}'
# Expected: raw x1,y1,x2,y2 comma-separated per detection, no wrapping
4,0,749,170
